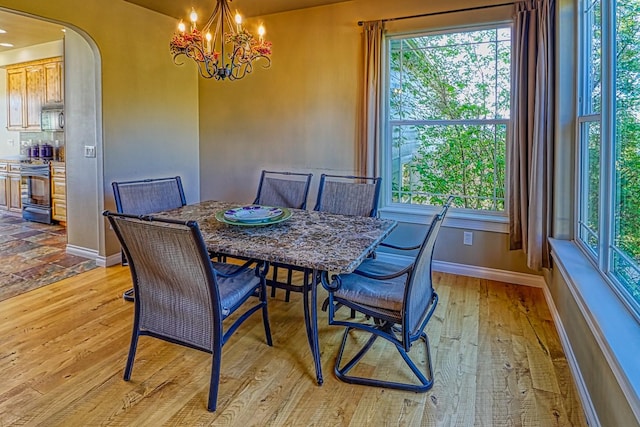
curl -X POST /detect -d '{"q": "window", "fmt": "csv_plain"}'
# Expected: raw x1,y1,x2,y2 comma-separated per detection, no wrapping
578,0,640,313
384,26,511,213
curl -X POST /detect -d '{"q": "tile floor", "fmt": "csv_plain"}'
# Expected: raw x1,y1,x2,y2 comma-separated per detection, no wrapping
0,212,96,302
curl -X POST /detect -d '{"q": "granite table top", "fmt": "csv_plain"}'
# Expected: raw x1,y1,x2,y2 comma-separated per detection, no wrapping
155,200,397,274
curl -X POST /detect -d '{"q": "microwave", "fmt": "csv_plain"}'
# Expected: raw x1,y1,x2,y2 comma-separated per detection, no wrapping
41,104,64,131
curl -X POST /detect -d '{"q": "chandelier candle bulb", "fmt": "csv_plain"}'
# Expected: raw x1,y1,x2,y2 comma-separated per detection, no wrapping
169,0,272,80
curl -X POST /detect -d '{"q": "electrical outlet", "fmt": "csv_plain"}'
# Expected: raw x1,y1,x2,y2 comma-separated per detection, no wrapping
463,231,473,246
84,145,96,158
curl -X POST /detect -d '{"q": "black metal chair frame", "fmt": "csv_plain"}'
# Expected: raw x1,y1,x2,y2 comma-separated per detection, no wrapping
320,196,452,392
112,176,187,301
104,211,272,412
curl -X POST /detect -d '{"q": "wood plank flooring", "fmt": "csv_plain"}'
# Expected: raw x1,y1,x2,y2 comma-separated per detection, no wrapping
0,266,587,426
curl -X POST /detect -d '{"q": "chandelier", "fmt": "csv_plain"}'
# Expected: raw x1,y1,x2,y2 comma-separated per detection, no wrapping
169,0,272,80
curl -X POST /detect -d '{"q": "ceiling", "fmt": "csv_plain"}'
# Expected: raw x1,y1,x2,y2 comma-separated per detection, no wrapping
0,0,351,54
124,0,351,20
0,12,65,53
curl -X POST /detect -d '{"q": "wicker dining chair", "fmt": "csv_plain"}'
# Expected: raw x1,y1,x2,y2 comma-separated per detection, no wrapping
103,211,273,412
112,176,186,301
321,196,452,391
251,170,313,299
253,170,313,209
313,174,381,217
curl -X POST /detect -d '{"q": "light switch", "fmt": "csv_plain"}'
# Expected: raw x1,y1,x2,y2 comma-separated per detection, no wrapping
463,231,473,246
84,145,96,158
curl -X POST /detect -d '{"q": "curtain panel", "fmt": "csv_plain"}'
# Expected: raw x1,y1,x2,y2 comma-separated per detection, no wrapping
509,0,556,270
357,21,384,177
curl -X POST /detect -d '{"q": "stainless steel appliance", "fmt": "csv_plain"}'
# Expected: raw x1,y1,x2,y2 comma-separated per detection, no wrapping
21,163,53,224
41,104,64,131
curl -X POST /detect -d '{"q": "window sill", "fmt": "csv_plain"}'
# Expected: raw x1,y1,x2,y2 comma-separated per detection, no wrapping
379,204,508,233
549,238,640,421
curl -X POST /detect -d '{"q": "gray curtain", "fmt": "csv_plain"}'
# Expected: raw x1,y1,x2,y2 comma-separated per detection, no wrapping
509,0,555,270
357,21,384,177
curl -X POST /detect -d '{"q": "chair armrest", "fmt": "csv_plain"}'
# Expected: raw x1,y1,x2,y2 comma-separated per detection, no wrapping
213,259,264,278
353,262,413,280
379,241,421,251
320,270,342,291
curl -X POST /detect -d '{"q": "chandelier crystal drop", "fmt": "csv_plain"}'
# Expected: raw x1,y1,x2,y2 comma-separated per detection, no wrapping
169,0,272,80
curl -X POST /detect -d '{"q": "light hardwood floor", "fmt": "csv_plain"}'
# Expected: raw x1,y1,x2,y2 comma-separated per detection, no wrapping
0,266,587,426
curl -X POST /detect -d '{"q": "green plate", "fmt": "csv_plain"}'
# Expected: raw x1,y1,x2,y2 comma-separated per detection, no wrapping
215,207,292,226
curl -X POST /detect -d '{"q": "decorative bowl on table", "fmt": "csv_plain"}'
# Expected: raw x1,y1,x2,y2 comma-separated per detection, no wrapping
216,205,292,226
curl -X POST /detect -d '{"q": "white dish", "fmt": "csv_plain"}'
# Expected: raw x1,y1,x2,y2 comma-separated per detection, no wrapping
223,205,284,223
216,208,292,226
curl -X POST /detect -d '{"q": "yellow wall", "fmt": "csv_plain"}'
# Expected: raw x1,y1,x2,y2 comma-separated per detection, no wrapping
0,0,528,272
197,0,534,275
198,2,362,203
0,0,200,257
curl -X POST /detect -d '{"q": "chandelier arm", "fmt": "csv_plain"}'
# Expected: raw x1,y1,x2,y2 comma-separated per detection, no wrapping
221,0,236,34
213,12,223,52
202,55,218,78
234,62,253,80
203,0,221,31
258,56,272,69
172,53,186,66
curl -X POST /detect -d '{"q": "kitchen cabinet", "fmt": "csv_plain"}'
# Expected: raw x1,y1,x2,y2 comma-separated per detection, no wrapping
0,161,22,213
51,162,66,225
44,60,64,104
25,64,45,129
7,68,25,129
6,57,63,131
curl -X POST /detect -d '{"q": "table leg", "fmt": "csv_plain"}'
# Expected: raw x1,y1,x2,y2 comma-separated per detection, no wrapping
302,268,323,385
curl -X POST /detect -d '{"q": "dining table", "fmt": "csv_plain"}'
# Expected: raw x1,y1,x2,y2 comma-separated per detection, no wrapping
154,200,397,385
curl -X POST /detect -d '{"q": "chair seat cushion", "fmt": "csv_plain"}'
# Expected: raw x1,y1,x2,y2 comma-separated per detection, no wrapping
212,262,261,317
334,263,407,313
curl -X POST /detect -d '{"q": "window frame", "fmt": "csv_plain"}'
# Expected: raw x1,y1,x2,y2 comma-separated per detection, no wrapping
378,22,513,232
575,0,640,320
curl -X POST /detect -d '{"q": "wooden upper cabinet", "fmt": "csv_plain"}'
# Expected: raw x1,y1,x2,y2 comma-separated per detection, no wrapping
44,60,63,104
6,57,63,131
25,64,45,129
7,68,25,130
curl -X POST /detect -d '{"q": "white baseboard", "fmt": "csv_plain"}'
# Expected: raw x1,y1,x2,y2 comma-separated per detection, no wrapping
376,253,546,287
540,281,600,427
66,244,98,260
98,252,122,267
65,244,121,267
432,260,546,287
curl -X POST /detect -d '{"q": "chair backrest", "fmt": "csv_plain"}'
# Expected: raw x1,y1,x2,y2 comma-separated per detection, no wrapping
112,176,186,215
404,196,453,336
253,170,313,209
313,174,381,217
104,211,220,351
